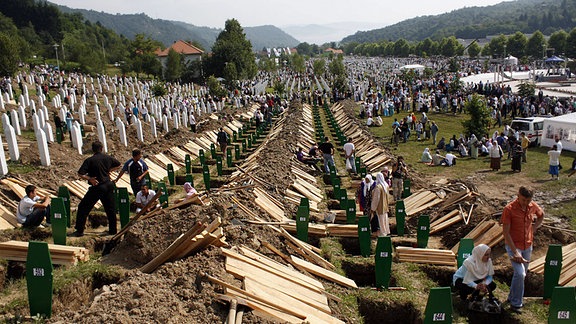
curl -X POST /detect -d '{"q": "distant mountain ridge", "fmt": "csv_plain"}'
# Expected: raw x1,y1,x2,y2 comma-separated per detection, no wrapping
55,4,300,51
281,22,384,44
342,0,575,43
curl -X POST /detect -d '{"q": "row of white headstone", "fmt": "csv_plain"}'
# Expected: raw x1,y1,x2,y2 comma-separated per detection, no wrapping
0,73,233,176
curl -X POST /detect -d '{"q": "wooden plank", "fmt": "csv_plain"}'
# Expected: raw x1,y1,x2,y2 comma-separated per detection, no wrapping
243,278,343,323
222,248,324,291
290,255,358,289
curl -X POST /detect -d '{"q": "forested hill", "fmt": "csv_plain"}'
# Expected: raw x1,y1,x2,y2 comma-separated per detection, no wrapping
342,0,575,43
55,5,300,50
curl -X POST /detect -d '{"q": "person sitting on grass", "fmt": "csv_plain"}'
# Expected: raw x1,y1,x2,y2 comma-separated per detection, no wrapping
432,150,445,166
421,148,433,164
453,244,497,306
443,153,457,166
17,185,51,229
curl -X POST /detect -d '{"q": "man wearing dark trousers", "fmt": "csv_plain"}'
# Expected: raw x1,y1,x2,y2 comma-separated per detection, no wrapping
72,141,121,237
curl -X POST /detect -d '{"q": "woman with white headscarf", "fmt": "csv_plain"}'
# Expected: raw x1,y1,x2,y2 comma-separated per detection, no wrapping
421,148,432,164
356,174,375,213
453,244,496,301
370,172,390,237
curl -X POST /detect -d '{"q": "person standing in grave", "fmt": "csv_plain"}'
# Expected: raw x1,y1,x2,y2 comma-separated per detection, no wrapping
73,141,121,237
114,148,149,196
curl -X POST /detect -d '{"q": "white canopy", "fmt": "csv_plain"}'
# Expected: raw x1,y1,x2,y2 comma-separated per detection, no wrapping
399,64,426,72
504,55,518,65
542,113,576,152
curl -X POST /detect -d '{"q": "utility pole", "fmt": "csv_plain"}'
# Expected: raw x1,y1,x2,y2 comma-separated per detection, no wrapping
53,44,60,71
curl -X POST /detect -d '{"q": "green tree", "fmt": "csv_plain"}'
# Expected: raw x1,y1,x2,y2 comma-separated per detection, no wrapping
462,94,491,138
0,32,20,76
548,30,568,57
164,48,183,81
467,42,481,58
506,32,527,58
393,39,410,57
517,81,536,98
312,58,326,76
291,53,306,73
439,36,464,57
526,30,546,59
209,19,257,81
328,57,346,94
206,75,227,98
223,62,238,88
296,42,312,56
487,34,507,58
565,28,576,58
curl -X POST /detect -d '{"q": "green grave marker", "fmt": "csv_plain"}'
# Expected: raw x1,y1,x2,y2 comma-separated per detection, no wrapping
457,238,474,268
296,206,309,242
360,167,367,178
55,128,62,144
544,244,563,300
549,286,576,323
417,215,430,248
144,173,151,187
234,144,240,160
118,187,130,228
242,139,247,153
157,182,169,208
167,163,175,186
333,177,341,200
210,143,217,159
375,236,392,289
402,178,411,198
50,198,67,246
424,287,453,324
199,149,206,165
346,199,356,224
299,197,309,210
226,148,233,167
57,186,71,228
216,156,223,176
395,200,406,236
203,164,211,191
358,216,371,257
26,241,53,318
185,154,191,174
339,189,348,211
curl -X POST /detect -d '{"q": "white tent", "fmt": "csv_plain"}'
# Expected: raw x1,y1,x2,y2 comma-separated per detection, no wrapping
399,64,426,72
542,113,576,152
504,55,518,66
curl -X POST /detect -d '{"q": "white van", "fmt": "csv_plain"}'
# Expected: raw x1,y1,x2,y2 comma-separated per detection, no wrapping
510,117,547,147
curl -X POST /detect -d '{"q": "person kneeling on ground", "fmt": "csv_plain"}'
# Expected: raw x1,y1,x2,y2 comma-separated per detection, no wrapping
296,147,321,171
17,185,51,228
177,182,203,205
453,244,497,302
443,153,457,166
135,185,158,213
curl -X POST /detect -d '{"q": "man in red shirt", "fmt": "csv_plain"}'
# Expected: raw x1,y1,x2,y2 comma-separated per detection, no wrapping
501,186,544,313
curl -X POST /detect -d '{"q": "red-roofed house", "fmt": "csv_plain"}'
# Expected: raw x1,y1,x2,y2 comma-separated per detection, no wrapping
324,48,344,55
156,40,204,67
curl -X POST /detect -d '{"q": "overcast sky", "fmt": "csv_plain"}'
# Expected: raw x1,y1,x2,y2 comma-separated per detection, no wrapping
50,0,506,28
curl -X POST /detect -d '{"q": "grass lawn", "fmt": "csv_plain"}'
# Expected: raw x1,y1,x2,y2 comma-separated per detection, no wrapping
357,106,576,182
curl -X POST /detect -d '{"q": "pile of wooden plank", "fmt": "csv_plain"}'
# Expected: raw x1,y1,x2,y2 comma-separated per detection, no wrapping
140,217,227,273
281,223,328,237
253,187,287,222
529,243,576,286
430,210,462,234
215,245,348,323
1,177,55,199
404,190,444,216
63,180,103,209
329,103,393,172
451,220,503,253
0,240,89,266
396,246,457,267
